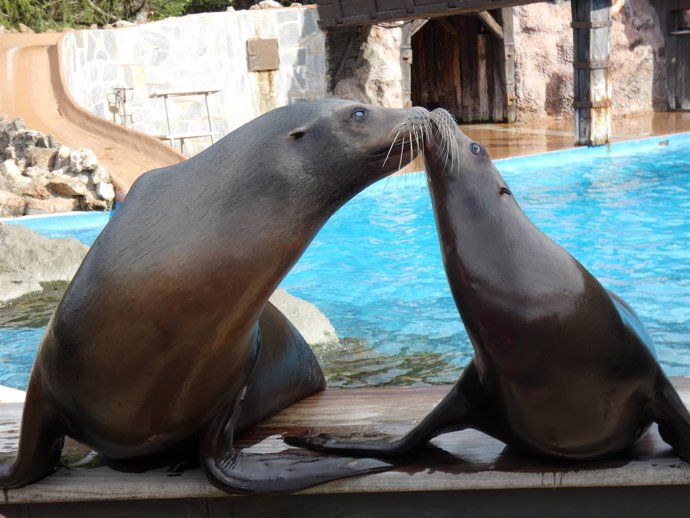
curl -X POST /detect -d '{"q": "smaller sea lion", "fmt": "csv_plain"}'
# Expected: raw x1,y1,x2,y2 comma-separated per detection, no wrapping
287,108,690,464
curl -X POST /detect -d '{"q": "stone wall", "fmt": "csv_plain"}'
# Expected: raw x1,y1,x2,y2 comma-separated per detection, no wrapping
60,7,326,156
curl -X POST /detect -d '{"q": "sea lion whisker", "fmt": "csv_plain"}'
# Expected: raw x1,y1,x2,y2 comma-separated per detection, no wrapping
398,134,406,171
414,123,424,162
408,129,414,166
382,129,403,168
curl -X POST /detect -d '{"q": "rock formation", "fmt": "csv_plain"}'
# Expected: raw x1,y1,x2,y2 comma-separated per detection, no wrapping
269,288,340,345
0,117,115,217
0,222,88,303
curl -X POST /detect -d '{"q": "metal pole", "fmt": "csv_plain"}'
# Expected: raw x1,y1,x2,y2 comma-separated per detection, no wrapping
204,93,215,144
162,94,175,150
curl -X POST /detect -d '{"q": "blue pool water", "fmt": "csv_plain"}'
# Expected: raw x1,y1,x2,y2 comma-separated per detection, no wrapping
2,133,690,389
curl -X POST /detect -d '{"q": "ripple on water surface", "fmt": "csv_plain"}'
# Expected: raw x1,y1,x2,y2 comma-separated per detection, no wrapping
1,135,690,390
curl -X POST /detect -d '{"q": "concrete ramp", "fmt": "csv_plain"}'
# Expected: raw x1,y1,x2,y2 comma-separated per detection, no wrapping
0,32,185,192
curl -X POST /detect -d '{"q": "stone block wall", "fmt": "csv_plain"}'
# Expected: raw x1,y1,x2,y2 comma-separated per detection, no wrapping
60,7,326,156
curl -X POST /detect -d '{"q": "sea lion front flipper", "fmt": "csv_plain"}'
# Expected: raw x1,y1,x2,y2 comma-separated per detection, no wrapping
201,385,392,494
0,376,64,488
651,370,690,462
285,359,485,457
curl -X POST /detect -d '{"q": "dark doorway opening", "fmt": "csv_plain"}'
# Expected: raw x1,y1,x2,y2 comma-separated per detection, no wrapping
410,11,515,122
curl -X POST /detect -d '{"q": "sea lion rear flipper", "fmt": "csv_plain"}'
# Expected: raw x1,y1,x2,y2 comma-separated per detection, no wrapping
285,359,484,457
201,386,392,494
0,376,64,488
651,371,690,462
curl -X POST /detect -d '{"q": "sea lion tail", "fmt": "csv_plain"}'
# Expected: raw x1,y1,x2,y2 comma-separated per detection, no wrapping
200,385,391,494
0,375,65,489
202,449,392,494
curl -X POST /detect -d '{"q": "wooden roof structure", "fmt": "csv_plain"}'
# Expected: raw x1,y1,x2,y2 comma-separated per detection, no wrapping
314,0,542,27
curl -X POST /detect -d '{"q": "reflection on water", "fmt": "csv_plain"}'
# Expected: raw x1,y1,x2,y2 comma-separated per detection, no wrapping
0,282,66,328
313,338,462,388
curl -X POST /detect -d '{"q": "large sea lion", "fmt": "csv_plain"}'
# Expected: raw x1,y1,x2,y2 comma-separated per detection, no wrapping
287,108,690,463
0,99,431,493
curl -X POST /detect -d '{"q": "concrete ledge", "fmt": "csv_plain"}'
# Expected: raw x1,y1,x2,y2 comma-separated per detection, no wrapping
1,380,690,516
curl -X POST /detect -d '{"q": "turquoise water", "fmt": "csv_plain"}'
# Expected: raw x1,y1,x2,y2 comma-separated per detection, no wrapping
2,133,690,389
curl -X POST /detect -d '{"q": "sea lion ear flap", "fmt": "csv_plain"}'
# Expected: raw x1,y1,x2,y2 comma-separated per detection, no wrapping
289,128,307,140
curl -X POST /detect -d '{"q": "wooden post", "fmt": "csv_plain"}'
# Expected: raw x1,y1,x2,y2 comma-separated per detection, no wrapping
571,0,612,146
477,33,490,120
501,7,517,123
401,25,413,108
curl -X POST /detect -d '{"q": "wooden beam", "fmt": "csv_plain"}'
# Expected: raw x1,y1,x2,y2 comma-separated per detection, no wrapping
476,10,504,40
409,18,428,36
501,7,517,122
316,0,544,28
571,0,612,146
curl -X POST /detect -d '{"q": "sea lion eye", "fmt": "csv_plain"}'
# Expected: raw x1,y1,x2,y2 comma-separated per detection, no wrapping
352,109,367,121
470,143,482,156
289,128,306,139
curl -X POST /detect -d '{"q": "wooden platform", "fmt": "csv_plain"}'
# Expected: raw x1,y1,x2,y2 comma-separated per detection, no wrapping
2,380,690,517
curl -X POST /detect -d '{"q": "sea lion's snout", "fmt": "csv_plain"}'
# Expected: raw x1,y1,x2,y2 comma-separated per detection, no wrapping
424,108,460,172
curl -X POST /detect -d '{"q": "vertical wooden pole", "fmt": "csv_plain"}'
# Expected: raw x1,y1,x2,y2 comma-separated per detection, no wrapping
571,0,612,145
477,33,490,121
501,7,517,122
401,25,413,108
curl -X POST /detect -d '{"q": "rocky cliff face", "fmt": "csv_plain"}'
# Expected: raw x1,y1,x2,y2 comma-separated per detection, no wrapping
514,0,666,121
0,118,115,217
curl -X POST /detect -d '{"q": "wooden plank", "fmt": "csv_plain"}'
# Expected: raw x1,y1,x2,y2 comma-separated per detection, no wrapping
667,0,679,109
476,10,504,39
2,380,690,508
5,486,690,518
437,17,459,35
409,18,429,35
452,24,463,113
477,33,490,120
501,7,516,122
490,19,504,120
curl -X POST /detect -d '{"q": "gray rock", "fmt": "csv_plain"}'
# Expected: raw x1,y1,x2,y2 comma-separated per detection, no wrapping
20,178,51,200
269,288,339,346
95,181,115,201
54,145,72,169
0,190,26,217
25,146,57,169
24,197,80,215
0,159,29,191
0,222,88,303
48,173,88,197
